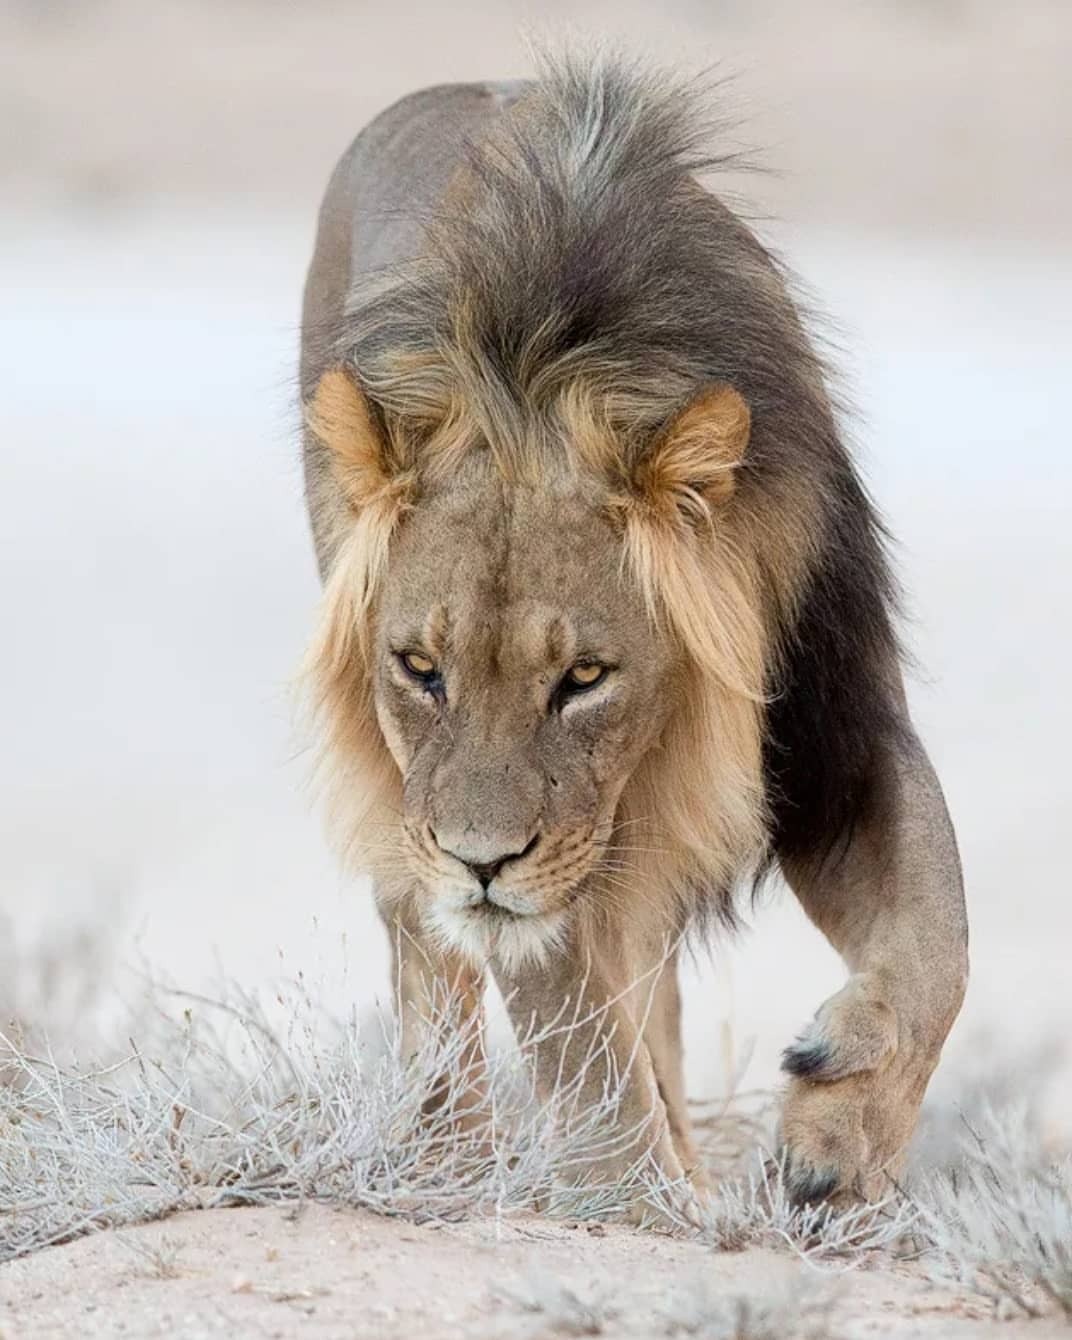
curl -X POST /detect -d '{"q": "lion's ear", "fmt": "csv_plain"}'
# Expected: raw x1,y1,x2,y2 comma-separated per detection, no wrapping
634,384,750,520
305,367,394,512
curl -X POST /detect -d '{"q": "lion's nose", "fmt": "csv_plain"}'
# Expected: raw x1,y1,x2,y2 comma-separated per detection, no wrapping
432,830,539,888
469,859,506,890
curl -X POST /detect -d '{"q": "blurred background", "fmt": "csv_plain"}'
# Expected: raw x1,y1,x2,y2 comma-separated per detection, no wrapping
1,1,1069,1148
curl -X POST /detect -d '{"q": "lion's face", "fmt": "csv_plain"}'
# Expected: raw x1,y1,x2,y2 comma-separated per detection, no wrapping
306,369,764,970
372,463,679,968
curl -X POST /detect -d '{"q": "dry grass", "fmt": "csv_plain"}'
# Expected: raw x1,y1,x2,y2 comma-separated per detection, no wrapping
116,1229,186,1280
489,1272,836,1338
0,980,648,1256
0,973,905,1263
1,975,1069,1328
915,1107,1072,1321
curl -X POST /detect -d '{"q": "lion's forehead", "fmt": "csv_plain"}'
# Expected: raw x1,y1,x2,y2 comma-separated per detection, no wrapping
381,477,646,670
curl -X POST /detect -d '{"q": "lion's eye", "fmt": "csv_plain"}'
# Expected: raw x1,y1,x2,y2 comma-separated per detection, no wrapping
398,651,438,682
563,662,607,692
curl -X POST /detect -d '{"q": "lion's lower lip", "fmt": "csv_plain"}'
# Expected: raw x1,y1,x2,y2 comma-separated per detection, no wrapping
457,884,516,913
480,898,524,918
465,891,538,920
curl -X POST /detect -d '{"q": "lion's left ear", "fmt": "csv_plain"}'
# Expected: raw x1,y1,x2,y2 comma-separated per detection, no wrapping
633,384,750,521
305,367,397,513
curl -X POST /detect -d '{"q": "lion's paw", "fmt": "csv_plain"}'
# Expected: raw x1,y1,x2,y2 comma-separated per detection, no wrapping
777,975,922,1207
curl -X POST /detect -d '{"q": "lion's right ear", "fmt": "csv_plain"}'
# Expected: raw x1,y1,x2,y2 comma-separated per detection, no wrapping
305,368,396,513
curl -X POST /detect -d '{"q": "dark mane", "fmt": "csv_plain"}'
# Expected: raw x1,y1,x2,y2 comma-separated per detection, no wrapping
341,52,903,882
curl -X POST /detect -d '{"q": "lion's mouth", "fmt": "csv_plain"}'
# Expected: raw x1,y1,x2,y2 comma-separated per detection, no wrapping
459,883,541,919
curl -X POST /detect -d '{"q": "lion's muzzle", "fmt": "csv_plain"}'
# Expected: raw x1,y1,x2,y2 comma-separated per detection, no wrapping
431,827,540,892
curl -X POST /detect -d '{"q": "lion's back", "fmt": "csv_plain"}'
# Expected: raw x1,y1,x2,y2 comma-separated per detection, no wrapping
301,81,528,398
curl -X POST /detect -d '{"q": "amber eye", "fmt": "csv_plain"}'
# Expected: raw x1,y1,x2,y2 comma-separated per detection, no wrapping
563,662,607,691
399,651,438,681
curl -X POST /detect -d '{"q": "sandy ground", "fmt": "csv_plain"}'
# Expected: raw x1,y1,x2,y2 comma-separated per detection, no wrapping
1,2,1071,1336
3,1203,1067,1340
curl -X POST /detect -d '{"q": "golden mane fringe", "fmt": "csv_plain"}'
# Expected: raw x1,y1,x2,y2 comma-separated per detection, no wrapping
300,502,406,875
613,502,769,906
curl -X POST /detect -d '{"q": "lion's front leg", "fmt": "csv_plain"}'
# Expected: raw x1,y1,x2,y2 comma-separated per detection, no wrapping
777,730,968,1205
493,933,690,1220
380,896,489,1137
644,949,709,1191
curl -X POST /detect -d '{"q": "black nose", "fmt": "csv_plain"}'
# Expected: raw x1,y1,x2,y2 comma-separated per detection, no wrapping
467,832,540,888
469,859,505,890
432,831,539,889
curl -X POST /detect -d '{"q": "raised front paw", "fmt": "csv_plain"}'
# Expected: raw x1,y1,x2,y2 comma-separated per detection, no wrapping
777,973,929,1206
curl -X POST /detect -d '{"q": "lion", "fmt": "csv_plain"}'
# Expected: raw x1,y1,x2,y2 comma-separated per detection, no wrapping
298,55,968,1210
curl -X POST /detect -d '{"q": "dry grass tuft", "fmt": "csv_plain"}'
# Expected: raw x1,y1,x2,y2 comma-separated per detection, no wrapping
117,1230,186,1280
490,1272,837,1338
0,980,644,1258
693,1157,913,1259
915,1106,1072,1320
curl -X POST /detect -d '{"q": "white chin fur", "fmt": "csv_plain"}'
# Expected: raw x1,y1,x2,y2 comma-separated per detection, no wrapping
423,901,567,974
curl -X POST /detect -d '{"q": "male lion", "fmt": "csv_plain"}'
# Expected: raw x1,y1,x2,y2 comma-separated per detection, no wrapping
299,56,968,1209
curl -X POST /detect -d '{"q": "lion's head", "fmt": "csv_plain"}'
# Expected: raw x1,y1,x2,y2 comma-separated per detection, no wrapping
305,366,770,970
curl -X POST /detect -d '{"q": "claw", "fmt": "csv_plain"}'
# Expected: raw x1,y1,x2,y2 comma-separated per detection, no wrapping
781,1038,836,1079
785,1158,839,1207
766,1143,841,1208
